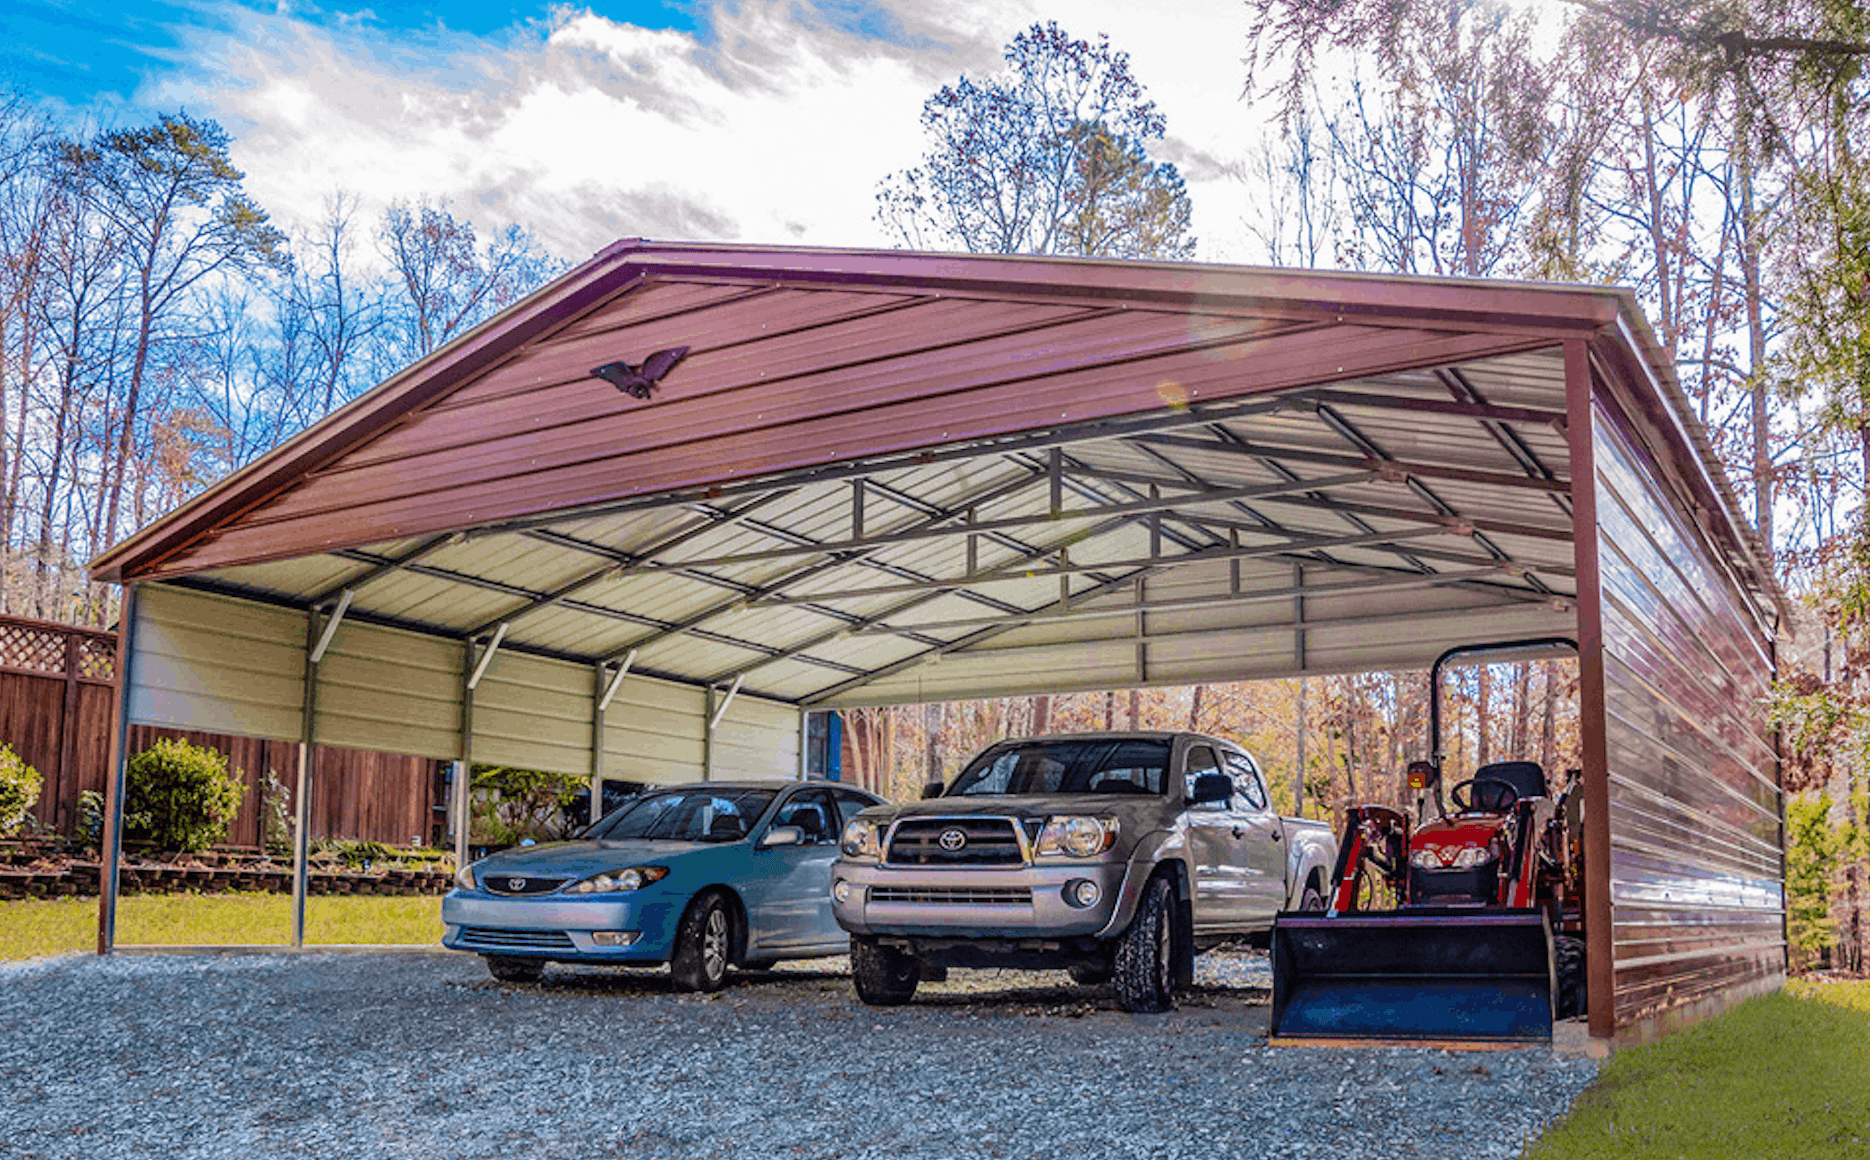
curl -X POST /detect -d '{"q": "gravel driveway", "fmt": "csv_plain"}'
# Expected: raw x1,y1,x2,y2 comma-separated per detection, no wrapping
0,951,1595,1160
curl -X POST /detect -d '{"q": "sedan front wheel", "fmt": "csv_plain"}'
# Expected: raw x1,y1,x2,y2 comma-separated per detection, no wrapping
671,893,734,993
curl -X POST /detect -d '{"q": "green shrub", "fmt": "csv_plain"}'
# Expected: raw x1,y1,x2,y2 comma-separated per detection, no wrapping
124,738,245,853
77,788,105,846
1787,793,1842,970
0,743,43,834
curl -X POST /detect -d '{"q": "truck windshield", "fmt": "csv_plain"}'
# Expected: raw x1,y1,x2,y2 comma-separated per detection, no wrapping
946,739,1170,796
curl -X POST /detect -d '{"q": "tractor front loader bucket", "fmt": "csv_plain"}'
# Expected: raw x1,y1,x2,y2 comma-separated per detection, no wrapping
1269,909,1555,1046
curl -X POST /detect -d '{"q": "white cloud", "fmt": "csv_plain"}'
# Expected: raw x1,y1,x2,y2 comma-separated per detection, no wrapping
142,1,1279,263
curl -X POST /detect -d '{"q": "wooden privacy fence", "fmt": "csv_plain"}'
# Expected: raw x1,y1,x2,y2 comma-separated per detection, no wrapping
0,615,119,835
0,614,442,847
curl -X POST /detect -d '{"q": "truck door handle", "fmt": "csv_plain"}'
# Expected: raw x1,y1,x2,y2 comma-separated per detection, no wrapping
1270,829,1282,841
1231,826,1245,839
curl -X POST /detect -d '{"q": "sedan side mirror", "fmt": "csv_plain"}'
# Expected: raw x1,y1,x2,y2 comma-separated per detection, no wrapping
757,825,805,849
920,781,945,800
1188,772,1234,805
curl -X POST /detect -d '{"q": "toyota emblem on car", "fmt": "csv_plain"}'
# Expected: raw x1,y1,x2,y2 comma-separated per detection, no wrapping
938,829,967,852
507,878,527,891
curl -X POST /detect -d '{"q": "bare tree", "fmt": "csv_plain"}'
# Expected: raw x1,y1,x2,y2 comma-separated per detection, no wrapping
876,22,1195,260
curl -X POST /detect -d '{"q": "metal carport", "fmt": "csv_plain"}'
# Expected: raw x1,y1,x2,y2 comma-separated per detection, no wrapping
89,241,1785,1046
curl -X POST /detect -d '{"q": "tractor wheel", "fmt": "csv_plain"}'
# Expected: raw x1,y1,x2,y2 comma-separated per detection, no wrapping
485,956,543,984
1114,874,1177,1013
851,937,920,1006
1554,935,1587,1019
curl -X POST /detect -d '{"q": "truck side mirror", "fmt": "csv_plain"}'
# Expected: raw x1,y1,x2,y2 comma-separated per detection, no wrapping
1188,772,1234,805
921,781,945,800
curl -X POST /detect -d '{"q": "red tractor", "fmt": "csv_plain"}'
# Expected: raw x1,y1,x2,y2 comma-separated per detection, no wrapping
1271,639,1586,1044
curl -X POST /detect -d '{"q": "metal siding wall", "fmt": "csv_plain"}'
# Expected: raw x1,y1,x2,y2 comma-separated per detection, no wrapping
602,677,707,784
128,585,304,741
1592,400,1784,1033
471,652,596,777
711,694,803,781
314,621,464,760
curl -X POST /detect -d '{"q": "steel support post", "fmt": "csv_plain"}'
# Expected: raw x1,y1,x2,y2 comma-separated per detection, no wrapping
703,686,715,781
96,585,139,955
590,662,606,827
1565,338,1616,1043
292,607,324,948
456,639,477,872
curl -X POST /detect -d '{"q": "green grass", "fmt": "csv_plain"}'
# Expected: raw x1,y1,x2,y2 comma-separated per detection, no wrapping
1526,980,1870,1159
0,893,444,962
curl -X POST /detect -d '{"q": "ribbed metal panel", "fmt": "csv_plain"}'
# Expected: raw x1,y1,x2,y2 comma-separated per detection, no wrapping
128,584,304,741
314,618,463,759
1591,398,1783,1034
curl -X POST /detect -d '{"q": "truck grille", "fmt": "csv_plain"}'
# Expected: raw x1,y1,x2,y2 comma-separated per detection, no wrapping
455,927,576,951
870,886,1032,906
886,818,1024,865
482,875,569,896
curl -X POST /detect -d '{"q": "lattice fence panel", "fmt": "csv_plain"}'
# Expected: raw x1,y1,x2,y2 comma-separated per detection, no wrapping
0,624,68,674
77,635,116,682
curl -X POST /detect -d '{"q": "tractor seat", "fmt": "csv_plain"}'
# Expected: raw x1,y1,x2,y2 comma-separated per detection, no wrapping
1471,760,1548,809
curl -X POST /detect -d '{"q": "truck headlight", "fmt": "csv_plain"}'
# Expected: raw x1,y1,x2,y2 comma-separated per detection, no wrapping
1037,816,1118,857
1409,848,1441,869
564,866,669,894
842,818,883,859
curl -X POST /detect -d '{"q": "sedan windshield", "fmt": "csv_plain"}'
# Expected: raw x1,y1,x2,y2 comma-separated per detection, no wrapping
586,789,778,842
947,739,1170,796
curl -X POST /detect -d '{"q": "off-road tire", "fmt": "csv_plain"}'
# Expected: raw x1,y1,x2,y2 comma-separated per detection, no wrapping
851,937,920,1005
1114,874,1177,1013
485,956,543,984
1554,934,1587,1019
1067,960,1114,986
670,893,734,993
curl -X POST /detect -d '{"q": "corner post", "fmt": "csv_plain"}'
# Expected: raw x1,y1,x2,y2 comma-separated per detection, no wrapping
1565,338,1616,1043
96,584,139,955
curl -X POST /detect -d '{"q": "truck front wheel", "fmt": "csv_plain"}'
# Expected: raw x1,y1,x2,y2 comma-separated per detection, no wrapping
851,937,920,1006
1114,874,1177,1013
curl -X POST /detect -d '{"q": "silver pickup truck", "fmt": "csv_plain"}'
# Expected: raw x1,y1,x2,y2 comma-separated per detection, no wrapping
831,731,1337,1013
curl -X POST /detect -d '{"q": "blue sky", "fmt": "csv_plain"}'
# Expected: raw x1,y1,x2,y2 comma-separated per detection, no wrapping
0,1,1270,260
4,1,702,111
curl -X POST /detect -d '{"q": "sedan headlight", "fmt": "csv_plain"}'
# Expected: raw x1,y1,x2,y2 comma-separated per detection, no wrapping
454,861,479,891
1408,848,1441,869
842,818,883,860
564,866,670,894
1036,816,1118,858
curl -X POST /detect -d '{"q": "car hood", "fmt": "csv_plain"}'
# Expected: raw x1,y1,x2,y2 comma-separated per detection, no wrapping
869,793,1165,825
471,838,722,879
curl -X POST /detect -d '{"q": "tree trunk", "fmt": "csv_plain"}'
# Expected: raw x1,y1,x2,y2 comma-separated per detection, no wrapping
1187,684,1204,732
1476,665,1492,769
1032,694,1051,735
1127,688,1141,731
922,701,942,786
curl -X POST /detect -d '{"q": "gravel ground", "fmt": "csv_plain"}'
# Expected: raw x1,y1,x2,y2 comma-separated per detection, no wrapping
0,951,1596,1160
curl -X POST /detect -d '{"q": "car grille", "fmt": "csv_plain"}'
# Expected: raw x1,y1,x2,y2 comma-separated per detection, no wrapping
886,818,1024,866
870,886,1032,906
481,875,569,896
455,927,576,951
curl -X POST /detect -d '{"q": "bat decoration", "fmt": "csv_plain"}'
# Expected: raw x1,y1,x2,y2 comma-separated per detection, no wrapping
591,346,690,399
